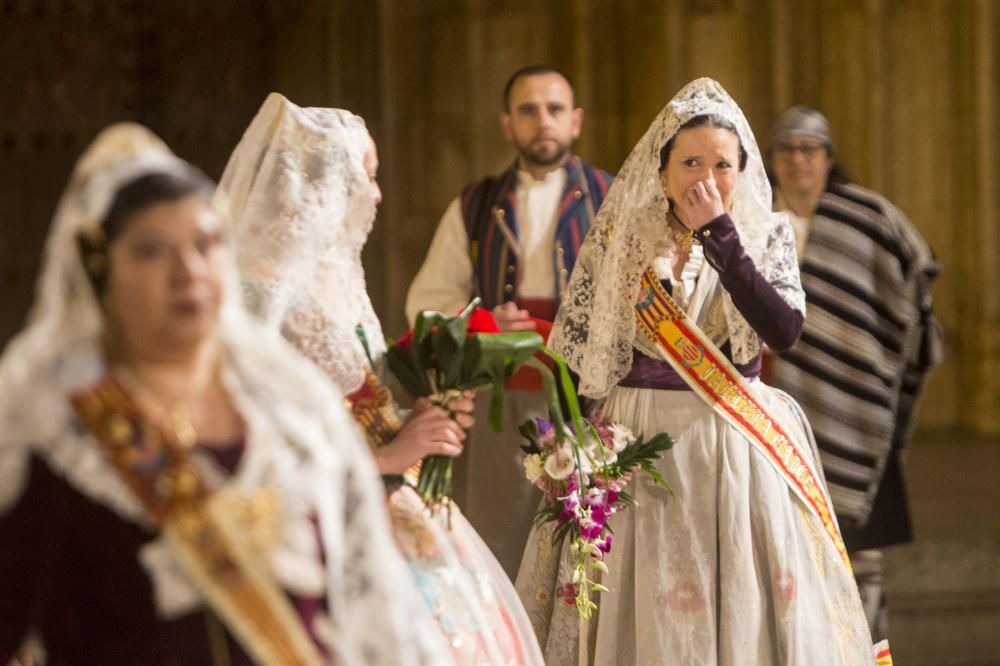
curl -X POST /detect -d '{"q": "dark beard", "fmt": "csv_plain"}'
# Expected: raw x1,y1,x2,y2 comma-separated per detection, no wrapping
515,138,570,169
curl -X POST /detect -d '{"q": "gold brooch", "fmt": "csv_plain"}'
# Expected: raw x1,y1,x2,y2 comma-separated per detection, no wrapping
671,226,695,253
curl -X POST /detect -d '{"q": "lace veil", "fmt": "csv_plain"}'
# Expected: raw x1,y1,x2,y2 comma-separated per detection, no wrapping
0,125,189,512
549,77,803,398
217,93,383,394
0,123,448,665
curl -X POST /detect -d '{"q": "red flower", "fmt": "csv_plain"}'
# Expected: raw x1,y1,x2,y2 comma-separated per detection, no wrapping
395,307,498,352
466,307,501,334
395,328,414,351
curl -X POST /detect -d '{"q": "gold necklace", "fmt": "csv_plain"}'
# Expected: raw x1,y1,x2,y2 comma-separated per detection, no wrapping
667,212,695,253
114,366,199,449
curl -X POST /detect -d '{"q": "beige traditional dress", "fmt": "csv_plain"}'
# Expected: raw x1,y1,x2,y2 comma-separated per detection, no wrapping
517,79,879,665
222,93,545,666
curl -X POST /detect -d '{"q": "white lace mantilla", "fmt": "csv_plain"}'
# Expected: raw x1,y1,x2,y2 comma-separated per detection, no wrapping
549,78,805,398
218,93,386,394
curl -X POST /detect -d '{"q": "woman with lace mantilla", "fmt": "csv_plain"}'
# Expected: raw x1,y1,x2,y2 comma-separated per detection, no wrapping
516,79,883,664
0,125,450,664
220,93,544,666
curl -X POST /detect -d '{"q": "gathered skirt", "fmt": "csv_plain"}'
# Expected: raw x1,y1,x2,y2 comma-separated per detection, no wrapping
388,484,544,665
515,383,874,665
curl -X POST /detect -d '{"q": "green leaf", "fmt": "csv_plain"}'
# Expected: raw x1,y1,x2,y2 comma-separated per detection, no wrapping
553,520,573,543
412,309,445,345
410,310,450,381
542,349,591,492
454,298,481,320
459,332,543,388
641,461,673,494
523,356,566,434
488,382,505,432
432,322,465,388
354,325,376,369
534,504,563,530
392,300,484,395
643,432,675,451
614,432,675,471
385,345,431,396
435,303,476,386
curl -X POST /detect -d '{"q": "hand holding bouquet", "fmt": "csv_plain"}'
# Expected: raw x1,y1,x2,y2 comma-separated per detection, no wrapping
387,299,544,509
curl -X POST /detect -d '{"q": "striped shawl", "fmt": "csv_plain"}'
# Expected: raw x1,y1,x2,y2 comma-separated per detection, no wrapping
768,181,943,539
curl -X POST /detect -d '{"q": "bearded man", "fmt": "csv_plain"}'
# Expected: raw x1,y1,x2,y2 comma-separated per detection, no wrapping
406,65,613,577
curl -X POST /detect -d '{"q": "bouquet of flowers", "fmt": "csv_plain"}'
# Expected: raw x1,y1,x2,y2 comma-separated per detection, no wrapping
520,403,673,619
387,299,544,508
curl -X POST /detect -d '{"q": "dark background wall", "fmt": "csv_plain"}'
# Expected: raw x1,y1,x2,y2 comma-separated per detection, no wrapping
0,0,278,343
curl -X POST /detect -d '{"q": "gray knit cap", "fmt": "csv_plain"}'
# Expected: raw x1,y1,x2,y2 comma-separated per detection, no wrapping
768,105,834,151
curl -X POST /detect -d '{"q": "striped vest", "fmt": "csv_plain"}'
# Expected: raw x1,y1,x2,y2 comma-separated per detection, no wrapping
460,155,612,310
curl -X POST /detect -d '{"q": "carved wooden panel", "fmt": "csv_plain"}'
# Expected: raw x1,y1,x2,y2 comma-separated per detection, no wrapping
685,0,736,14
0,2,140,345
0,0,275,346
134,1,275,176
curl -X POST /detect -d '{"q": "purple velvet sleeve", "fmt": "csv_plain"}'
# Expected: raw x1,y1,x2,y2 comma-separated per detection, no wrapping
695,214,803,351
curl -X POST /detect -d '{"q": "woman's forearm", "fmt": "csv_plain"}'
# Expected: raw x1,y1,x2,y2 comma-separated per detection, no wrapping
695,214,803,351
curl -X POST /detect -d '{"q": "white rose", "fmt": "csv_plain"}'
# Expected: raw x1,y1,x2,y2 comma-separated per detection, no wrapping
543,445,577,480
523,453,545,482
609,423,634,453
584,439,617,470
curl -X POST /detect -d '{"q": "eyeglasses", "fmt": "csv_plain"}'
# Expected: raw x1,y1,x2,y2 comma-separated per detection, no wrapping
773,142,826,159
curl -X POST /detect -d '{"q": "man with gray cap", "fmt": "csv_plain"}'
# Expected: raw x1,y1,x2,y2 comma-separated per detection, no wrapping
766,105,944,641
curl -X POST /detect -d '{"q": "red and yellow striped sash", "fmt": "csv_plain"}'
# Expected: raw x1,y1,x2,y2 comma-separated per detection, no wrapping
875,641,894,665
633,268,851,570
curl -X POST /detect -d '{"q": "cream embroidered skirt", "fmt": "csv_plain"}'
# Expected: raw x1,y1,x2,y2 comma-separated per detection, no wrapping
516,383,874,665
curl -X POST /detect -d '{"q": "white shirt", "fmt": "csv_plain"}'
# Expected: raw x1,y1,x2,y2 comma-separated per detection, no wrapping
651,243,705,311
406,167,567,324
